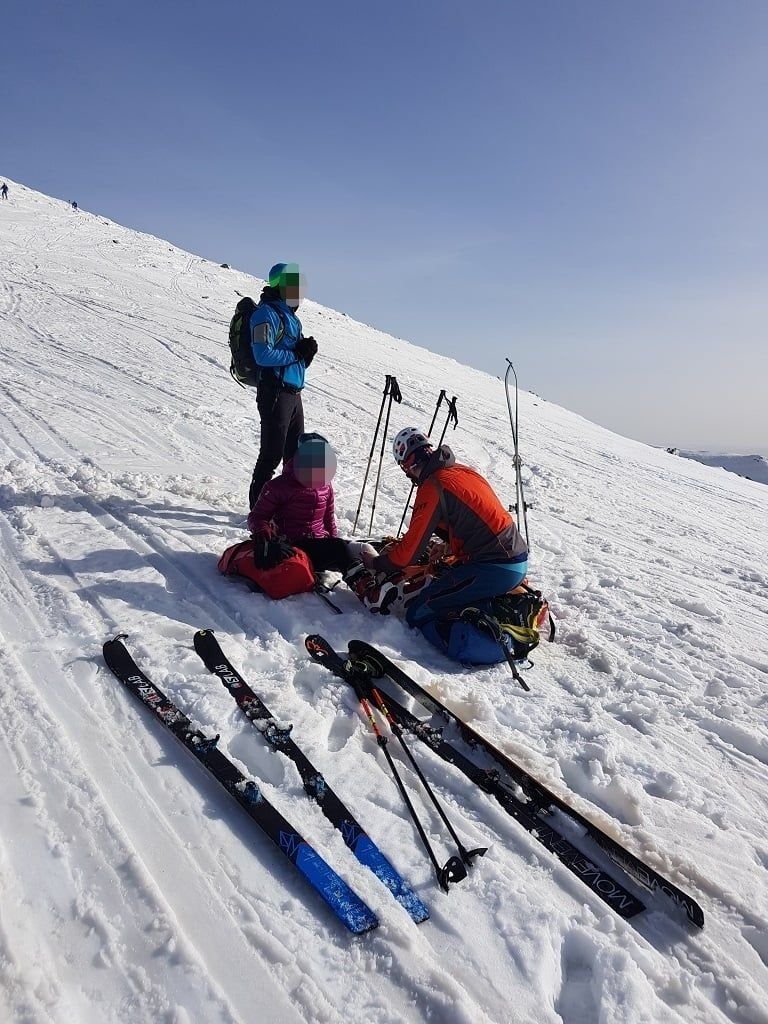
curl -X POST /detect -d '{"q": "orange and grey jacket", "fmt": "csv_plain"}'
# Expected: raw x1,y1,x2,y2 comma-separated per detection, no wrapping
372,446,527,574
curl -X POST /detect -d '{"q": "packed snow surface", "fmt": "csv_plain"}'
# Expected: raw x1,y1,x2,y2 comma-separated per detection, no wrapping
1,180,767,1024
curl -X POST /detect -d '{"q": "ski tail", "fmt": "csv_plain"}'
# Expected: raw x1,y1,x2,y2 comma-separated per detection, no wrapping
292,845,380,934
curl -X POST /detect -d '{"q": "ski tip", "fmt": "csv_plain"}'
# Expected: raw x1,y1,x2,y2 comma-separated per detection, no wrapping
353,836,430,923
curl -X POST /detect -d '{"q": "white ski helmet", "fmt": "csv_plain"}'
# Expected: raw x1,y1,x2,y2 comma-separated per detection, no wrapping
393,427,432,467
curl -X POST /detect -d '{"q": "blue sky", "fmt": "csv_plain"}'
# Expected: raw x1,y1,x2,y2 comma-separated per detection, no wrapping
3,0,766,452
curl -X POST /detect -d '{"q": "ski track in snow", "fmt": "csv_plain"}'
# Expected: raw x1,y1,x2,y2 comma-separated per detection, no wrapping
1,179,768,1023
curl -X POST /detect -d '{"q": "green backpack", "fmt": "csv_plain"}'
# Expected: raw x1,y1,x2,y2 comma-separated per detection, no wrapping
228,297,259,387
489,584,555,661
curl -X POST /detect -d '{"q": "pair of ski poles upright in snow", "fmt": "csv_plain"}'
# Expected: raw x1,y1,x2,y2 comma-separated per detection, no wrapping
352,374,402,536
352,377,459,538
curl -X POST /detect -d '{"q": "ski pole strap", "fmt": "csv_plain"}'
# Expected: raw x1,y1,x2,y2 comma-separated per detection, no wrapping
446,394,459,429
501,645,531,691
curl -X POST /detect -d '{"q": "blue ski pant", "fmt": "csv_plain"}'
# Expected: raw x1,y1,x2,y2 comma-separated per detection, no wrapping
405,558,529,629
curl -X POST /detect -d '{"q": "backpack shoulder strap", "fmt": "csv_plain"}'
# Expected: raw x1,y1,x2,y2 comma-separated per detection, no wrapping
274,310,285,343
258,299,286,344
252,301,289,384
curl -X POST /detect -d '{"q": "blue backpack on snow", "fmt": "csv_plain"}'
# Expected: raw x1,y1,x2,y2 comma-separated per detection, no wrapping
418,586,555,667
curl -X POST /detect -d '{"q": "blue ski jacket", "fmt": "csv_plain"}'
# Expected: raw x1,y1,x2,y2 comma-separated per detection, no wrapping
250,295,305,390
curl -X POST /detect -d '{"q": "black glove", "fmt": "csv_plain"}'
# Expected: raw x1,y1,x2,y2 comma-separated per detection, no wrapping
295,335,318,367
253,534,295,570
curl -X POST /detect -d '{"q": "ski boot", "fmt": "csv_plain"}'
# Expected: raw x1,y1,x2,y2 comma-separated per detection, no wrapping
343,564,400,614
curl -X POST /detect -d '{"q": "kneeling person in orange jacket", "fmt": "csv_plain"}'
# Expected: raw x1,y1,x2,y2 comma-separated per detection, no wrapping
349,428,528,623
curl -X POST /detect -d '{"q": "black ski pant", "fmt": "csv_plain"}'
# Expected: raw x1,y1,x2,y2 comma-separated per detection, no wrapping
292,537,358,574
249,382,304,508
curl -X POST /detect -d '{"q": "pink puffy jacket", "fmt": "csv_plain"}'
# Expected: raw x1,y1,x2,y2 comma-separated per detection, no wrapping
247,460,338,541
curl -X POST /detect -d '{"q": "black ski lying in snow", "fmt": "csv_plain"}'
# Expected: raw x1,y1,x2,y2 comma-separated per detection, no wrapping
345,639,704,929
192,629,429,923
305,635,643,920
102,635,378,935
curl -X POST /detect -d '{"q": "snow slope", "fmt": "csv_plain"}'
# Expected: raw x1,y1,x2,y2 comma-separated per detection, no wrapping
1,179,767,1024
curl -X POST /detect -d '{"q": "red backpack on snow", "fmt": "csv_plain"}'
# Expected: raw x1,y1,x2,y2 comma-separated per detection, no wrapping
218,539,315,599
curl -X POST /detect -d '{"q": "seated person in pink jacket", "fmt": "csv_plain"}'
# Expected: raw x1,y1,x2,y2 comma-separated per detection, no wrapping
247,433,374,576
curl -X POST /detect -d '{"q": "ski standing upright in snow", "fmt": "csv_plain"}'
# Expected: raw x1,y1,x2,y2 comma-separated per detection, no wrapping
504,359,530,549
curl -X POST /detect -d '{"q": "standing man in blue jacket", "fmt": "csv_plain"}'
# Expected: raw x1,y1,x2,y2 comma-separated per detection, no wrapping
248,262,318,507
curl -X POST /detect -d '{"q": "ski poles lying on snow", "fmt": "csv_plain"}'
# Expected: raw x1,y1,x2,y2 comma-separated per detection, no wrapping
396,389,459,537
346,667,484,891
352,374,403,535
371,685,487,869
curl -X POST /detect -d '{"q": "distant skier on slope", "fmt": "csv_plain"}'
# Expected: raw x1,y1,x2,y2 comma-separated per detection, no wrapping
247,432,376,575
347,428,529,627
1,183,8,200
247,262,319,508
